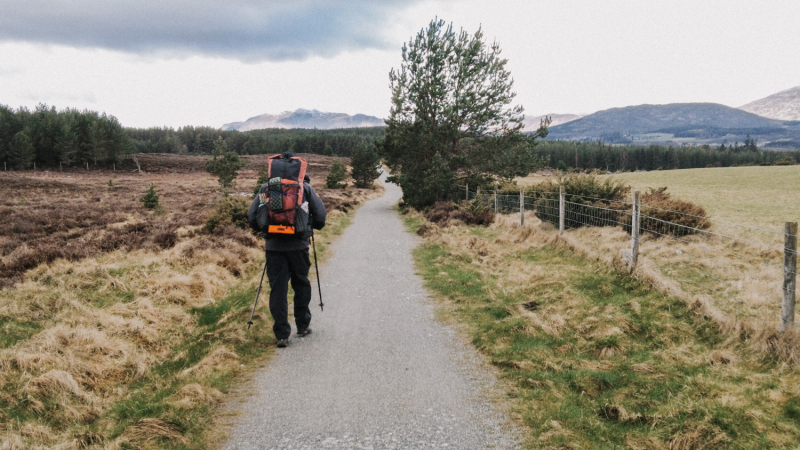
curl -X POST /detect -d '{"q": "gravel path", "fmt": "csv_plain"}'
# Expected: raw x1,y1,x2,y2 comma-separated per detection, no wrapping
223,177,520,449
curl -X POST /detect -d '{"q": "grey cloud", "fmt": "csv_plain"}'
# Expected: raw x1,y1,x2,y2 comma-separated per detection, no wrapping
0,67,23,77
0,0,419,61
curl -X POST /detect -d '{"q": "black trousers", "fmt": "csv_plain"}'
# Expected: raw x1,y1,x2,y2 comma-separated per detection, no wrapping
266,249,312,340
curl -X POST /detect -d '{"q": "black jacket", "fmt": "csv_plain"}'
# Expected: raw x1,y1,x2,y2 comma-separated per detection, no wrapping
247,176,327,252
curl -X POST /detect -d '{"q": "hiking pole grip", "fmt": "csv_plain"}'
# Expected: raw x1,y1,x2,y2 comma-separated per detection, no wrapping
248,258,269,329
311,230,323,311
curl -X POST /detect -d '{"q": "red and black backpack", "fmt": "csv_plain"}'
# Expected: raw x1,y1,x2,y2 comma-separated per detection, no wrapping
256,154,310,236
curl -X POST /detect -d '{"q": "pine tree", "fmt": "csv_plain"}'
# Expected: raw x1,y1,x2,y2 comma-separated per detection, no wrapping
350,144,382,188
8,130,35,169
384,19,545,208
205,137,244,195
325,159,348,189
140,183,160,209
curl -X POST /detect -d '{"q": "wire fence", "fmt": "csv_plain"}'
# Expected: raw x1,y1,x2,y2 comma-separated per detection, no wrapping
458,184,798,331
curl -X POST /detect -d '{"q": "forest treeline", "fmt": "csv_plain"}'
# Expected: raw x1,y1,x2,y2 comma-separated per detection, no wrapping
126,125,384,157
535,140,800,171
0,104,126,169
0,104,384,170
2,104,798,171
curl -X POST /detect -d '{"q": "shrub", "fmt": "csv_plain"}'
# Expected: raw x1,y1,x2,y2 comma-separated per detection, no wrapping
205,197,250,233
623,187,711,237
205,138,244,195
350,144,382,188
325,159,348,189
153,228,179,249
140,183,160,209
773,156,796,166
533,174,630,229
213,225,258,247
424,201,494,227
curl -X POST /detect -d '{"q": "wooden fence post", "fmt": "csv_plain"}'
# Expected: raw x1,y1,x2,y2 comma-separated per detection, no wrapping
782,222,797,332
494,184,498,214
630,191,641,270
559,186,565,235
520,189,524,226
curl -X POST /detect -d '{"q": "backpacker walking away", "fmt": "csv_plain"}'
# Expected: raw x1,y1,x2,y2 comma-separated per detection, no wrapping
248,152,327,348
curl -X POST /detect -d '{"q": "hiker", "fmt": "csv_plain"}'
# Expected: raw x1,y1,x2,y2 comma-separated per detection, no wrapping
248,152,327,348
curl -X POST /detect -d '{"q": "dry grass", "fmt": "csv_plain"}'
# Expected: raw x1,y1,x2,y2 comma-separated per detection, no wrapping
509,164,800,363
0,154,370,448
0,153,374,288
491,212,800,364
0,224,263,446
408,210,800,448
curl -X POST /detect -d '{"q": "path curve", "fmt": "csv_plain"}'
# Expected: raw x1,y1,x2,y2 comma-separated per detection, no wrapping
223,177,519,449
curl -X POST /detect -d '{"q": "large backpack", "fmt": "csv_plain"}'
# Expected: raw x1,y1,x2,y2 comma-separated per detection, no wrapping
255,154,310,236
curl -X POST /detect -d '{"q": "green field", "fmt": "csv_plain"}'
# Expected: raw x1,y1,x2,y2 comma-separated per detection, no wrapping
603,165,800,229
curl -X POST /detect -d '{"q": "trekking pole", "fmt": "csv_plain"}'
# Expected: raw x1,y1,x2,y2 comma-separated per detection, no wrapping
311,230,323,311
247,258,269,330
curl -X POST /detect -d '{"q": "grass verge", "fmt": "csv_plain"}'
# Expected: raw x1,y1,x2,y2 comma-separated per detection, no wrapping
0,207,358,449
405,212,800,448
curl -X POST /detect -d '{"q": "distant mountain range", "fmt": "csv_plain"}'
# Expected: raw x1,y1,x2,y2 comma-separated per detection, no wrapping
223,109,384,131
222,86,800,149
545,101,800,149
739,86,800,121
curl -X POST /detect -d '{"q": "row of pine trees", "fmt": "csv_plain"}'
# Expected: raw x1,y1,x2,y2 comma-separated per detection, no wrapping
0,104,126,170
535,140,800,172
0,104,385,170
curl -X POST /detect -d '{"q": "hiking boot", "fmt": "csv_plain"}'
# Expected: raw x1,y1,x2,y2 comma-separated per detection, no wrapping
276,338,289,348
297,327,312,337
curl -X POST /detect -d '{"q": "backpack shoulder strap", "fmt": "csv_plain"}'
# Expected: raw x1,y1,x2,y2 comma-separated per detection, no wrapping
293,157,307,203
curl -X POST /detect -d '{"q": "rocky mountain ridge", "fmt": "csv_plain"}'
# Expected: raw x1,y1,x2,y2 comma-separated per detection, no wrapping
738,86,800,121
546,102,800,148
223,109,384,131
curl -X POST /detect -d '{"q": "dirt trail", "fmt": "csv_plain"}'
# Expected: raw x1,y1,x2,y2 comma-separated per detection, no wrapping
223,176,519,449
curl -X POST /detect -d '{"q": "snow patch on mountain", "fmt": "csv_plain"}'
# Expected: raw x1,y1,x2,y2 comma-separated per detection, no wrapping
738,86,800,121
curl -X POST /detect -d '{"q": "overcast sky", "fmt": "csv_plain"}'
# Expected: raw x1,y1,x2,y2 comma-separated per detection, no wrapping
1,0,798,128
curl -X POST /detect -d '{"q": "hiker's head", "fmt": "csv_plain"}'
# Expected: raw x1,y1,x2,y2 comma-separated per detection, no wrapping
281,151,295,159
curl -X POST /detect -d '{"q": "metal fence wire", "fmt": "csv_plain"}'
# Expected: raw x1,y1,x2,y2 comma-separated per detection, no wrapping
455,184,798,331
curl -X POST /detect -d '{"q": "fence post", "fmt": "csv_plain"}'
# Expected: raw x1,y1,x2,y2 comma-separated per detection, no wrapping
494,184,498,214
782,222,797,332
559,186,565,235
630,191,641,270
520,189,524,226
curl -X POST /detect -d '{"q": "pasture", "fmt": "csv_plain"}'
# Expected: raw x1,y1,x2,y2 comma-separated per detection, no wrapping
605,165,800,229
